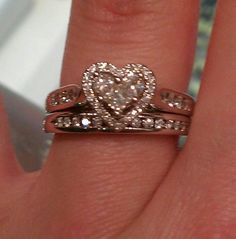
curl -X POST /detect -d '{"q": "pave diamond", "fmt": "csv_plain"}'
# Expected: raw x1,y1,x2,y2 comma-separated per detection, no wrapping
155,118,165,129
174,97,184,109
131,117,142,128
180,122,188,132
55,117,64,128
92,117,103,128
166,120,174,129
50,94,58,106
142,118,154,129
48,86,79,108
64,117,71,127
173,121,181,130
72,116,80,127
160,90,192,112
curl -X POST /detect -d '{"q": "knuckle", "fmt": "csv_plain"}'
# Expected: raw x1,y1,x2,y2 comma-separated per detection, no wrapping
78,0,154,23
73,0,158,45
95,0,150,17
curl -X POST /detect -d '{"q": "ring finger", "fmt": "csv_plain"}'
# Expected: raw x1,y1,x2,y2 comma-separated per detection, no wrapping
40,0,200,237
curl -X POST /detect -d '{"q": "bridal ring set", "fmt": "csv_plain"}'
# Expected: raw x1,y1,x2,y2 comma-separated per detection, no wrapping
43,63,195,135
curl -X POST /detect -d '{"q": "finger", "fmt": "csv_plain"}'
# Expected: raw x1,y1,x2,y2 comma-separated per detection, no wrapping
120,2,236,238
40,0,199,237
186,0,236,163
0,95,24,181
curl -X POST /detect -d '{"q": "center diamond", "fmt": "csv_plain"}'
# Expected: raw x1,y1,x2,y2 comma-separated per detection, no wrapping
93,72,145,116
82,63,156,130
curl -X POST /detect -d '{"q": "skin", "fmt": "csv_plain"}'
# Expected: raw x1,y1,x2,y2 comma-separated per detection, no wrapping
0,0,236,238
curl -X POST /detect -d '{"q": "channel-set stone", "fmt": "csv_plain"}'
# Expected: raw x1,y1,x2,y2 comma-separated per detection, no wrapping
165,120,174,129
155,118,165,129
173,121,181,130
142,118,154,129
131,117,142,128
81,117,91,129
72,116,80,127
55,117,64,128
63,117,71,127
92,117,103,128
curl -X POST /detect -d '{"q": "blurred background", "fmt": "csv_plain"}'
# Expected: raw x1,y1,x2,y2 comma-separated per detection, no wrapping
0,0,216,171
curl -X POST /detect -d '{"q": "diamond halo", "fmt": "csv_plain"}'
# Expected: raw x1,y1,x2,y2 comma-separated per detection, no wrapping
82,63,156,131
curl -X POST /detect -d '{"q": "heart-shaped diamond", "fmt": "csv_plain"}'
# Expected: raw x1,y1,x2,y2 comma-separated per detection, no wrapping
82,63,156,130
93,71,146,115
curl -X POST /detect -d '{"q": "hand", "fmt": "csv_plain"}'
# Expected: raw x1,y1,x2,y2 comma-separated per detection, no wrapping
0,1,235,238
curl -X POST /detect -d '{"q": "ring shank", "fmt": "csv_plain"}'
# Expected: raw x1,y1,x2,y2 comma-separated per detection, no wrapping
46,84,195,116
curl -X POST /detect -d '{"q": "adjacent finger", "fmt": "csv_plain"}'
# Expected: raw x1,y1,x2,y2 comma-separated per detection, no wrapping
186,0,236,164
41,0,199,238
0,95,23,182
120,2,236,238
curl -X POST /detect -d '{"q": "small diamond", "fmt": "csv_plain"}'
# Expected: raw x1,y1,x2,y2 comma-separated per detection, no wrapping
51,100,58,106
146,85,155,93
180,122,188,132
86,96,94,102
165,120,174,129
137,108,143,113
50,95,58,106
185,106,191,112
97,62,107,69
174,97,183,109
183,101,190,111
142,95,152,103
114,122,125,131
59,97,68,104
173,121,181,130
58,91,68,103
65,98,71,103
81,117,91,129
88,64,96,73
131,118,142,128
168,101,175,107
72,116,80,127
155,118,165,129
64,117,71,127
131,109,138,116
121,116,132,125
83,82,92,90
92,117,102,128
54,117,64,128
142,118,154,129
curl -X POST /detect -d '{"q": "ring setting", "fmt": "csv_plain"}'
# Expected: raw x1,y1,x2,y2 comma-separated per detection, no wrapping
83,63,156,130
44,62,194,135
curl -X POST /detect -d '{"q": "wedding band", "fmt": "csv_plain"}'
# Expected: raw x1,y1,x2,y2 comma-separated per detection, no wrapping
44,62,194,134
43,111,190,135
